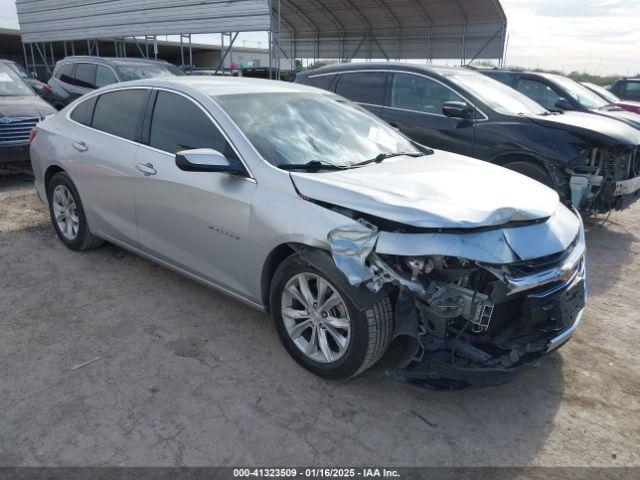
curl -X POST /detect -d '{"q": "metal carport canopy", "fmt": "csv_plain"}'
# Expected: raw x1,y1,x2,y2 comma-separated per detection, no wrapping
276,0,507,61
16,0,506,61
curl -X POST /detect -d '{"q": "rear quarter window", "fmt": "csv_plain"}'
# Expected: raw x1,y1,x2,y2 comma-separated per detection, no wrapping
70,96,97,126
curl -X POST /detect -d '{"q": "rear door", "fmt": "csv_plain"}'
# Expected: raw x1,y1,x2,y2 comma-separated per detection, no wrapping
334,71,387,116
132,89,256,297
379,72,475,156
65,88,149,244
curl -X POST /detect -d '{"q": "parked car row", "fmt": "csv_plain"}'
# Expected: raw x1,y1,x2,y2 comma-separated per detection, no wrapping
296,64,640,213
30,74,588,388
8,55,640,388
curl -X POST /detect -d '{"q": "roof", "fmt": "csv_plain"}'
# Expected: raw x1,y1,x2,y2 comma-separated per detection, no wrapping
301,62,476,77
117,75,321,96
57,56,174,65
16,0,507,61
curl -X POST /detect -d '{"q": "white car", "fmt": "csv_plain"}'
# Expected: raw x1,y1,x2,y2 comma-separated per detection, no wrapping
30,77,586,387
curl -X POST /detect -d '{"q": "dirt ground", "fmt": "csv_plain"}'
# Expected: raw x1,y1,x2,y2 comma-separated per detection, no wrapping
0,175,639,467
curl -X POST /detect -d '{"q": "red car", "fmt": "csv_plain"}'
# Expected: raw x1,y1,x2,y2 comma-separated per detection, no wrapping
582,82,640,114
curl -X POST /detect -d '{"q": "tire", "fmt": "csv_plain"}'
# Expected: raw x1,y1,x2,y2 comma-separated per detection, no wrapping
270,254,393,380
47,172,104,251
504,160,554,189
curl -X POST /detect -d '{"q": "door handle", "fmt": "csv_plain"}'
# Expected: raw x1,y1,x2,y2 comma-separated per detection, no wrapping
72,141,88,152
135,162,157,176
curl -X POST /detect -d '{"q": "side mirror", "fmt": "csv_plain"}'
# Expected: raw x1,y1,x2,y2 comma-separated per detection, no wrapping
175,148,246,175
442,101,474,119
554,97,573,111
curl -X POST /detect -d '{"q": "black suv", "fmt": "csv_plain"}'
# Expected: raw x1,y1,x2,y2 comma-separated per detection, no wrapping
610,78,640,102
296,63,640,213
483,70,640,130
46,56,184,109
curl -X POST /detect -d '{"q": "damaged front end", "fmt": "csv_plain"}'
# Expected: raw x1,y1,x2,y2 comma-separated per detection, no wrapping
569,145,640,213
327,211,587,389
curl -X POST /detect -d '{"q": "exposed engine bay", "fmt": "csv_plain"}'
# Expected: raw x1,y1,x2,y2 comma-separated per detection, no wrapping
325,210,586,389
569,145,640,213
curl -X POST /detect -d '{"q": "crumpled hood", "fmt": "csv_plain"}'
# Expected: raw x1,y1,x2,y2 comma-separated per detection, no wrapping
0,95,55,118
291,152,560,229
528,111,640,146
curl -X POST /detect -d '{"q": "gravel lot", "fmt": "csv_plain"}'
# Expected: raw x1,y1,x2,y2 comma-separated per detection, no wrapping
1,176,639,467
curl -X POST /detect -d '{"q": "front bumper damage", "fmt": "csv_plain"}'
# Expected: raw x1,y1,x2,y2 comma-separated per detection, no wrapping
327,208,587,389
569,146,640,212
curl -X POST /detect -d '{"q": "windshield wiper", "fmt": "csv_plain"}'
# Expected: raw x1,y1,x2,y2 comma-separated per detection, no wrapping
352,151,426,168
277,160,348,172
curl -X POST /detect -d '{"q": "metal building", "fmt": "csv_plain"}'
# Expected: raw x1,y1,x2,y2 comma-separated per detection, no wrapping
16,0,507,76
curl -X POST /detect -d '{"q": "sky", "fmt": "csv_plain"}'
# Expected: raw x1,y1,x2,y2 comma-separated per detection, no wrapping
1,0,639,75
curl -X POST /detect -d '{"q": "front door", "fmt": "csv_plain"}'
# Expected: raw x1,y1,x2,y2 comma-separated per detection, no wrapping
379,72,475,157
132,90,256,297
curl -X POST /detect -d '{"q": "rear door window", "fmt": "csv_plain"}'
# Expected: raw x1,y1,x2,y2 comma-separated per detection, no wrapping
91,89,148,141
95,66,118,88
148,90,237,158
335,72,386,105
75,63,97,89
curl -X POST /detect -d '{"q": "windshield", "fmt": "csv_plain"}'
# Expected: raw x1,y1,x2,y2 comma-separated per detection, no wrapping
116,62,185,81
214,92,420,169
548,74,609,109
445,71,548,116
582,82,619,103
0,64,35,96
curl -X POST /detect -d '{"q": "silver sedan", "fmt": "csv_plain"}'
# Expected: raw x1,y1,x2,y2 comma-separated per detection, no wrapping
30,77,586,387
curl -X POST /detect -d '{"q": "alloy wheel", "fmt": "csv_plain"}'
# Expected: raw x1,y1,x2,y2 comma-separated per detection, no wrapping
281,273,352,364
52,184,79,240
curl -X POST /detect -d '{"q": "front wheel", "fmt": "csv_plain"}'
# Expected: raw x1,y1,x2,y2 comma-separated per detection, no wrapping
270,255,393,379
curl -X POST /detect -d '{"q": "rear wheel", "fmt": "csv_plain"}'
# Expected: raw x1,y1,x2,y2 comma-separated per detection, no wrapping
504,160,554,189
270,254,393,379
47,172,104,251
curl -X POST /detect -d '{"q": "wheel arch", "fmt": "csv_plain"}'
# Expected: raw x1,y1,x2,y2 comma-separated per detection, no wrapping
261,243,298,312
44,165,66,192
491,152,558,183
491,151,548,169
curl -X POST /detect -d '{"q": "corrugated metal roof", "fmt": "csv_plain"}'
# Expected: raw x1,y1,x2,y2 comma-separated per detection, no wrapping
16,0,271,42
16,0,506,60
277,0,507,59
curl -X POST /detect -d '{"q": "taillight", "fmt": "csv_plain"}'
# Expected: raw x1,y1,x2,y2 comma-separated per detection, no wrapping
43,84,51,96
29,129,37,144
